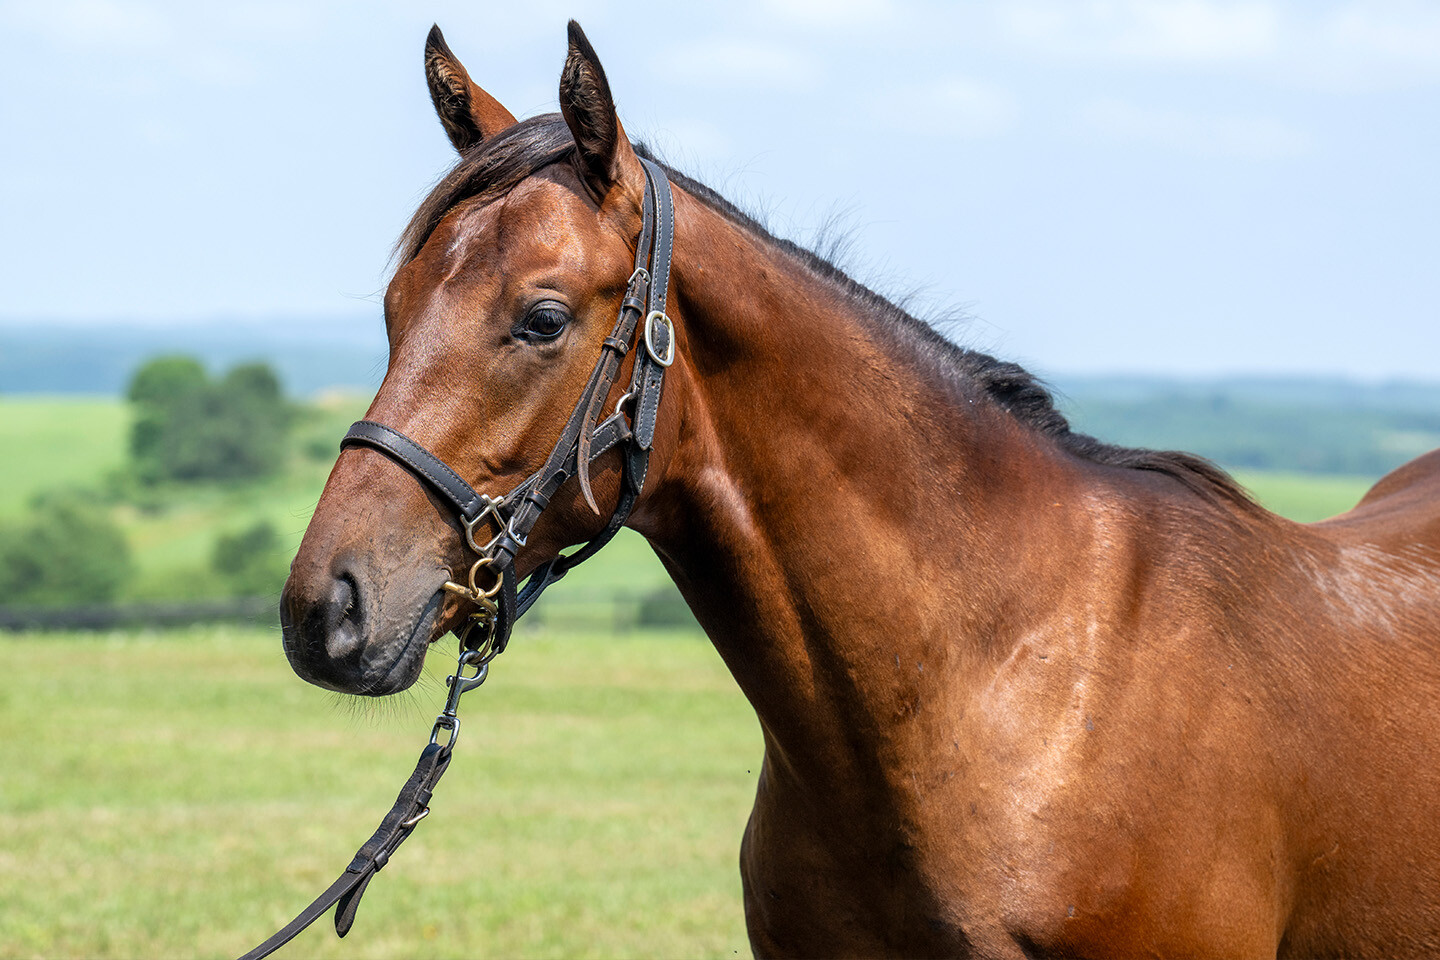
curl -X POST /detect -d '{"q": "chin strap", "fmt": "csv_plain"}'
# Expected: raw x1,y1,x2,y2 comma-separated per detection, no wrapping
237,159,676,959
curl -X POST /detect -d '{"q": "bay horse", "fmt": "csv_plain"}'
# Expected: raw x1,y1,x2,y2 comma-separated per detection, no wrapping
281,22,1440,958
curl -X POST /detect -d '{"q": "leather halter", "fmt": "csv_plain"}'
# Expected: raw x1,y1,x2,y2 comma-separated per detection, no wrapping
237,158,676,960
341,156,675,661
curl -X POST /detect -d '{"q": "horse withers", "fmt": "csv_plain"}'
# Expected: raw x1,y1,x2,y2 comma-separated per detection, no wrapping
281,21,1440,958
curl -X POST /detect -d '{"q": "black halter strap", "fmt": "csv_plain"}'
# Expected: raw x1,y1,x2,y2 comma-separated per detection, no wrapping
237,160,676,960
341,156,674,655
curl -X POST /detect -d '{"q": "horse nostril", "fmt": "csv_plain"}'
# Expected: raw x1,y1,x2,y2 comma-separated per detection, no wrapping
326,571,364,660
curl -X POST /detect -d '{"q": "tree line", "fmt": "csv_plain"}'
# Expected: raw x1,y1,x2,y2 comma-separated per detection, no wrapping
1,356,295,607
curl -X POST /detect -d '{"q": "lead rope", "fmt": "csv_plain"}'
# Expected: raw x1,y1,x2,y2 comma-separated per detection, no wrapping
235,641,487,960
237,159,675,960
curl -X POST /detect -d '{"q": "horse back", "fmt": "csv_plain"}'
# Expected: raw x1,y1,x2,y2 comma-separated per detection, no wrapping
1312,447,1440,550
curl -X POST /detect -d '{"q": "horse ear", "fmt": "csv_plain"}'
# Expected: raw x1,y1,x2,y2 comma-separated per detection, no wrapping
425,24,517,153
559,20,643,202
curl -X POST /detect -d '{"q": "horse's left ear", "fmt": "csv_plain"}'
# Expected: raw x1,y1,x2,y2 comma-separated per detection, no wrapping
425,24,517,153
559,20,644,202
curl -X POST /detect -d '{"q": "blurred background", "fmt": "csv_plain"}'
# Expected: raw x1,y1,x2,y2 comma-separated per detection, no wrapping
2,1,1437,957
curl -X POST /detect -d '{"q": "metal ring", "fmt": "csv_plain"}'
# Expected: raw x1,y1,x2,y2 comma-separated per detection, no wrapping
644,311,676,367
429,715,460,750
467,556,504,600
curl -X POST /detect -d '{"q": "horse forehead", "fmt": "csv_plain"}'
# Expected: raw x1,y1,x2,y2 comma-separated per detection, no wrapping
436,178,616,275
499,175,619,257
387,174,628,322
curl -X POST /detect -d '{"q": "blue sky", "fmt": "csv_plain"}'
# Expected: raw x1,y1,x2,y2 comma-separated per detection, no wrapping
2,0,1437,378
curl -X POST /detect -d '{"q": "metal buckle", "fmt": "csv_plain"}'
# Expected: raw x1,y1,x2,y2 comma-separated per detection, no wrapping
460,493,508,554
644,311,675,367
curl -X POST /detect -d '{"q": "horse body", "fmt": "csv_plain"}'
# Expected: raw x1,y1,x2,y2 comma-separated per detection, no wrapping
632,185,1440,957
282,23,1440,957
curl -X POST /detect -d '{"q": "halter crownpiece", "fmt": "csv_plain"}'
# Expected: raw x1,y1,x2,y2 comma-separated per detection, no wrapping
238,158,676,960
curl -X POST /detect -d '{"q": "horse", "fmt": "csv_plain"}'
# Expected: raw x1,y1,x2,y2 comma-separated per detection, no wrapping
280,21,1440,958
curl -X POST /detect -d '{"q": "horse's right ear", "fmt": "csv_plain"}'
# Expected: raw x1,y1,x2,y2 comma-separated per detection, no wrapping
425,25,517,153
559,20,644,203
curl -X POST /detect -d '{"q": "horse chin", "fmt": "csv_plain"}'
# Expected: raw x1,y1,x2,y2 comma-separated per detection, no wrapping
351,587,447,697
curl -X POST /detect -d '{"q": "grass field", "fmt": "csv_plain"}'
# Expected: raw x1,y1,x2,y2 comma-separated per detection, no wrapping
0,625,760,959
1230,470,1377,523
0,396,130,515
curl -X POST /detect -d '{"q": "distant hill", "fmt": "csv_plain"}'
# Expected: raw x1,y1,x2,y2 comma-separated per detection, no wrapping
1054,375,1440,414
4,321,1439,477
1055,375,1440,476
0,318,386,397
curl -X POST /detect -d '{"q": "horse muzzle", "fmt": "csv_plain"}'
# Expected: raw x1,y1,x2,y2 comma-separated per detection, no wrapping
280,555,447,696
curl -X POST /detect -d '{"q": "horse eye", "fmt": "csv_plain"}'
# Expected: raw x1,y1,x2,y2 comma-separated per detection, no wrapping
518,301,570,342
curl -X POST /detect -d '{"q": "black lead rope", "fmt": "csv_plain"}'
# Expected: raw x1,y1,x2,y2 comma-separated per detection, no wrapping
238,160,676,960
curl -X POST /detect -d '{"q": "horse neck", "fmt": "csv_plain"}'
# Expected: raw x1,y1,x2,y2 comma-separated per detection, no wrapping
634,191,1094,780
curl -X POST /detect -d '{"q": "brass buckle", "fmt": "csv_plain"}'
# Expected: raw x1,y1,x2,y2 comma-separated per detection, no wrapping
644,311,675,367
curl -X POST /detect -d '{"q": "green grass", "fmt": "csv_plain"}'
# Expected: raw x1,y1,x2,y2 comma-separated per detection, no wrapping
0,625,760,959
0,396,129,514
1231,470,1378,523
0,396,1422,958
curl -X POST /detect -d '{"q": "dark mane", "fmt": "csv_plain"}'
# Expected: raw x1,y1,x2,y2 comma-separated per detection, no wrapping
398,114,1255,511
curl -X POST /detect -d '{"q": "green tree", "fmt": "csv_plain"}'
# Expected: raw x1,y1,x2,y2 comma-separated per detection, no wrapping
0,490,133,607
126,356,293,482
210,364,289,479
211,521,290,597
128,355,209,482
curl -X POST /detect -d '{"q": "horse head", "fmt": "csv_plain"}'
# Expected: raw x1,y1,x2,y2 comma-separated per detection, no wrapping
281,23,681,695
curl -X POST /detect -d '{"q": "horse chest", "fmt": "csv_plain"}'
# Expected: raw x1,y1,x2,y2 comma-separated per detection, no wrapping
738,745,1103,958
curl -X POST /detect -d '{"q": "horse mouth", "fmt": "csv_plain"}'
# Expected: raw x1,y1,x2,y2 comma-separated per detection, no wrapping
356,588,448,697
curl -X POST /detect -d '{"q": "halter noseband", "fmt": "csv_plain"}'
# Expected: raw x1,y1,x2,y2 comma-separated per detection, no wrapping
339,157,676,664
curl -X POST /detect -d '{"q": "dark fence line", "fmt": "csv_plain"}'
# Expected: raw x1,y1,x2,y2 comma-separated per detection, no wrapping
0,584,700,633
0,597,278,631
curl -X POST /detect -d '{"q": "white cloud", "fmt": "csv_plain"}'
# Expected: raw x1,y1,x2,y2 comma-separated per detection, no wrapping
1,0,261,87
983,0,1440,90
1321,0,1440,61
1076,98,1312,157
1296,1,1440,90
